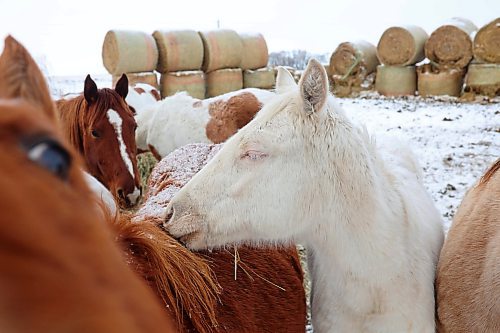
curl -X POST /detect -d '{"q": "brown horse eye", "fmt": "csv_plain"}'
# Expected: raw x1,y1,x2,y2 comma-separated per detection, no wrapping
25,138,71,181
91,129,100,138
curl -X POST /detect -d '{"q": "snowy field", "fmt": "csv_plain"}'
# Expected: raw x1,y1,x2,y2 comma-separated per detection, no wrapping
49,76,499,231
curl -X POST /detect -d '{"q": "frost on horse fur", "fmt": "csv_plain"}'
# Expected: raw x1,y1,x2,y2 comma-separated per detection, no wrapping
165,59,445,332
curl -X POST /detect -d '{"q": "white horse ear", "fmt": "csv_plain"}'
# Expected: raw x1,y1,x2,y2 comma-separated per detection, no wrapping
299,59,329,114
275,67,297,94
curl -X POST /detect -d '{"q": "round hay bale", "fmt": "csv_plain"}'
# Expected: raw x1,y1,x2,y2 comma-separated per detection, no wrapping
375,65,416,96
160,70,206,99
473,18,500,63
206,68,243,97
377,25,428,66
425,18,477,69
152,30,204,73
102,30,158,75
465,63,500,96
417,64,464,97
239,33,269,70
199,30,243,72
329,41,379,96
243,67,275,89
113,72,159,89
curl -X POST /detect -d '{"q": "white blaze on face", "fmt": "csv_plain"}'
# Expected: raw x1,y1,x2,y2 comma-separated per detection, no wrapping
106,109,136,181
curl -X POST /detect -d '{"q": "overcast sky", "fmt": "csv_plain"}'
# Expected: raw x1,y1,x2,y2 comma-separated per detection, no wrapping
0,0,498,76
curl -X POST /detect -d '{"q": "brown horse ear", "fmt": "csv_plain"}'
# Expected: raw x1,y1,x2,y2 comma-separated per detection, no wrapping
84,74,98,104
115,74,128,99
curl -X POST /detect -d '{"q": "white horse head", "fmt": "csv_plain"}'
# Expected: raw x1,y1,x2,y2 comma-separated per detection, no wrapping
165,59,444,332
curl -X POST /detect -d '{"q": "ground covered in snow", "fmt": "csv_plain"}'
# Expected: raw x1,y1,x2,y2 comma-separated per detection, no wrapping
49,75,499,231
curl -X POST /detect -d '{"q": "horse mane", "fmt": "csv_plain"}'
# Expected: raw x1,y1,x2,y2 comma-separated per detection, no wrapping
112,214,220,333
479,158,500,186
0,36,57,122
55,89,133,154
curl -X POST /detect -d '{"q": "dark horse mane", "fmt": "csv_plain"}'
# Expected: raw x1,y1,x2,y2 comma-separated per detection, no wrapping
55,89,133,154
479,158,500,186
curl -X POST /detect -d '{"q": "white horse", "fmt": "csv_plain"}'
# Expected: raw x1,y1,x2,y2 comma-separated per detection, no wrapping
131,88,274,159
164,59,444,332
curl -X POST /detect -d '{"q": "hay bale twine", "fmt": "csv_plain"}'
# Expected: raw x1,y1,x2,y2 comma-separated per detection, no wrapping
417,64,464,97
243,67,275,89
152,30,204,73
239,33,269,70
425,18,478,69
375,65,416,96
329,41,379,96
113,72,159,89
377,25,428,66
473,18,500,63
199,30,243,72
206,68,243,97
160,71,206,99
102,30,158,75
465,63,500,96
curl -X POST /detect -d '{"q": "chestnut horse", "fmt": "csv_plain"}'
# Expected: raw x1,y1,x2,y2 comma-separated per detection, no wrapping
0,35,176,333
56,75,141,208
436,158,500,332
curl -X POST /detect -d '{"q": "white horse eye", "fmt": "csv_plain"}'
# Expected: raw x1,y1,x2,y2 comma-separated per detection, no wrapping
242,150,268,161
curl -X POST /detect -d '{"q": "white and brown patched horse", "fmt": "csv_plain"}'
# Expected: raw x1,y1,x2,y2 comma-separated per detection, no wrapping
436,158,500,333
56,75,141,208
165,59,445,332
129,88,274,160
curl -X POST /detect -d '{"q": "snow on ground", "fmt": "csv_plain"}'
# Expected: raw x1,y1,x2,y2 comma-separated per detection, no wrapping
49,76,499,231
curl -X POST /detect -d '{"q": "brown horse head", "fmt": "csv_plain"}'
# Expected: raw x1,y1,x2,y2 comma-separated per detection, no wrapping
0,36,175,333
57,74,141,208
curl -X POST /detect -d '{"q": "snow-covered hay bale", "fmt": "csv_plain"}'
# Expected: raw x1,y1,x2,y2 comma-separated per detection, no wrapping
417,64,464,97
329,41,379,96
375,65,416,96
113,72,159,89
206,68,243,97
465,63,500,96
199,30,243,72
160,70,205,99
152,30,204,73
473,18,500,63
425,18,477,69
102,30,158,75
239,33,269,70
243,67,275,89
377,25,428,66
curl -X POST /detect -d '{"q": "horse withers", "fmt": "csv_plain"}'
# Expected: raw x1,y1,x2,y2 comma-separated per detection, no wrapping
56,75,141,208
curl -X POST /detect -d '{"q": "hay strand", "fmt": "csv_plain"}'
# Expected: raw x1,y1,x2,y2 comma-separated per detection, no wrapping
199,30,243,72
239,33,269,70
377,25,428,66
153,30,204,73
473,18,500,63
206,68,243,97
160,70,205,99
425,18,477,69
102,30,158,75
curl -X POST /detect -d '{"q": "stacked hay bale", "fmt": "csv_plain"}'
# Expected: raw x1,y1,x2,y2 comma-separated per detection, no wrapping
102,30,159,88
329,41,379,96
420,18,477,97
240,33,274,89
375,25,428,96
466,18,500,97
200,30,244,97
153,30,206,99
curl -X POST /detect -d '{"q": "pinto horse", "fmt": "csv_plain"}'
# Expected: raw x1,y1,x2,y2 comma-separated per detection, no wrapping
0,35,176,333
165,60,445,332
56,75,141,208
436,158,500,332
